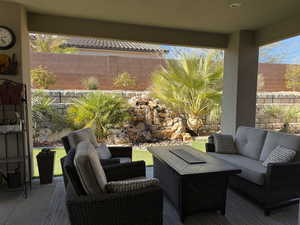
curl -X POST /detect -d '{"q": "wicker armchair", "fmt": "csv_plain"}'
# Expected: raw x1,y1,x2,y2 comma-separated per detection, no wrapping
61,156,163,225
61,134,133,166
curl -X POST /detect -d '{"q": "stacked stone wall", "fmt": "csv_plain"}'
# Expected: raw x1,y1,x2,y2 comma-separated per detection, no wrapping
32,90,300,145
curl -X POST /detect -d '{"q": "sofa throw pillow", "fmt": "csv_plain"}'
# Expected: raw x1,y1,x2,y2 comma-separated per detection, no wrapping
96,144,112,159
106,178,159,193
213,133,237,154
262,145,296,167
74,141,108,194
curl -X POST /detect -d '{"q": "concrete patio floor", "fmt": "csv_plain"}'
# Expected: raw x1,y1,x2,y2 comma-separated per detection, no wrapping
0,167,298,225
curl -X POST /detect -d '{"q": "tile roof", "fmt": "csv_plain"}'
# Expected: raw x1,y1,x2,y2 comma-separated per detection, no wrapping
63,38,169,53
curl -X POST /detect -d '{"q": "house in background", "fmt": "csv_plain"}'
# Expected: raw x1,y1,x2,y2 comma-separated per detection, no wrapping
63,37,168,58
30,38,168,90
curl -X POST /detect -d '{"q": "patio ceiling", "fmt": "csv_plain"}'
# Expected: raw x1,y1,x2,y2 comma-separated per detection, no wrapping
6,0,300,47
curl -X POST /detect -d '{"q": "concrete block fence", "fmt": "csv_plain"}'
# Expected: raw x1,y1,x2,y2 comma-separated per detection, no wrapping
32,89,300,132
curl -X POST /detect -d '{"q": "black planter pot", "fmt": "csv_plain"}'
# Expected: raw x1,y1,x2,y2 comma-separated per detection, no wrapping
7,170,21,188
37,149,56,184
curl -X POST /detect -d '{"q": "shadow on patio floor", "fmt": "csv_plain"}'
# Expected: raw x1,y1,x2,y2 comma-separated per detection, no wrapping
0,168,298,225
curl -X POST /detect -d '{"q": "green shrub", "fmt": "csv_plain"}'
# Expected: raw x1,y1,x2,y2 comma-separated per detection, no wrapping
31,91,68,142
262,105,300,132
67,92,131,140
113,72,136,90
81,77,99,90
31,66,56,89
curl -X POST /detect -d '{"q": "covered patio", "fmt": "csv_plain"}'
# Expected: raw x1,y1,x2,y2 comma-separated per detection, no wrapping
1,170,298,225
1,0,300,224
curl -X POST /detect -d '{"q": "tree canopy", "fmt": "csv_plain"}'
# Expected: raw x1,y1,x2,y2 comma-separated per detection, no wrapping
151,50,223,134
30,34,77,54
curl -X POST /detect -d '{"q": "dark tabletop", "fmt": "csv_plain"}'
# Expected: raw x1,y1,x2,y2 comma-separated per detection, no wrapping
148,145,241,176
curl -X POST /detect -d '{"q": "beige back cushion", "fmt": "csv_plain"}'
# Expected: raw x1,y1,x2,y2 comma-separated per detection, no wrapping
68,128,98,149
74,141,108,194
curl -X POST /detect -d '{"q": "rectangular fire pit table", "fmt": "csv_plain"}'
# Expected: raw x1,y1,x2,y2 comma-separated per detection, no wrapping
148,145,241,221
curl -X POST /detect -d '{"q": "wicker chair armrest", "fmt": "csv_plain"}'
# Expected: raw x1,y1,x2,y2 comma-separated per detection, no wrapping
205,143,215,152
108,145,132,158
100,158,120,166
61,136,71,153
66,185,163,225
266,161,300,191
104,161,146,181
60,156,68,189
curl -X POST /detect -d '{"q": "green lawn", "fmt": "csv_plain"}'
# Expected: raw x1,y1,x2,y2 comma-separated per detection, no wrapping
33,140,206,177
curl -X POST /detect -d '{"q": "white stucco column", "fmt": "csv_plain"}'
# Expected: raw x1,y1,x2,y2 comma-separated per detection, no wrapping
0,2,32,178
221,30,259,135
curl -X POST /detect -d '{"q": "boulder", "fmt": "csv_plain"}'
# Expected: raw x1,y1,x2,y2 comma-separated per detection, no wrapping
153,110,161,125
182,133,193,142
136,122,146,131
171,131,182,140
143,131,152,141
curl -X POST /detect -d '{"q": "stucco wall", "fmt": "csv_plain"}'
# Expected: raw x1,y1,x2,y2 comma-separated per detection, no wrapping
258,63,289,92
31,52,297,92
30,52,165,90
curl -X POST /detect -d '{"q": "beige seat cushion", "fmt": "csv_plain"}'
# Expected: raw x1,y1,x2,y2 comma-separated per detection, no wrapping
74,141,108,194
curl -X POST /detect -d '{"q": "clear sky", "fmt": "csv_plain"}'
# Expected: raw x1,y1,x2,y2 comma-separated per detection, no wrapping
160,35,300,64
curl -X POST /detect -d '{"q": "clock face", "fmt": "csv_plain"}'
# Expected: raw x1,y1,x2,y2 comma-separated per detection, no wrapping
0,26,16,50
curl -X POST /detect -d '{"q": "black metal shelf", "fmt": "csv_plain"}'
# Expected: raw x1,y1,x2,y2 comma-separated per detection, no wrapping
0,131,23,135
0,79,32,198
0,157,29,163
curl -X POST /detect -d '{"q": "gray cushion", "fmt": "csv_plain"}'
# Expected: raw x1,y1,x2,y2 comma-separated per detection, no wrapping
260,131,300,161
74,141,108,194
68,128,98,149
96,144,112,160
209,152,267,185
68,129,89,149
235,126,267,160
114,157,131,163
106,178,159,193
86,128,99,147
213,133,236,154
262,145,296,167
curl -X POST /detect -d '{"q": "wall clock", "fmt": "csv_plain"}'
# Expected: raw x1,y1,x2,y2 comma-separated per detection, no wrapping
0,26,16,50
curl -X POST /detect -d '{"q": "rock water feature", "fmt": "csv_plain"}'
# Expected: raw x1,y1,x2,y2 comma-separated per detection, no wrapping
106,95,193,144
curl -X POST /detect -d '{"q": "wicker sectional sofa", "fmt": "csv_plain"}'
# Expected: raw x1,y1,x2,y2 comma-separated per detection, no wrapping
206,126,300,215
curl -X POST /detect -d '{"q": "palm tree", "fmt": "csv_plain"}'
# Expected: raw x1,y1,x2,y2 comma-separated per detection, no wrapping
67,92,131,140
151,51,223,134
30,34,77,54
